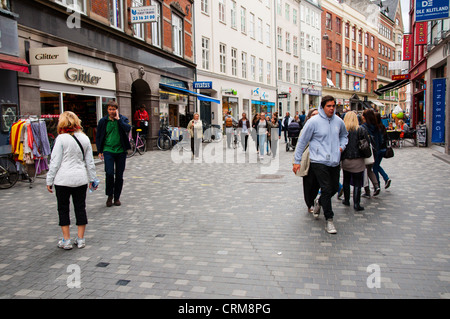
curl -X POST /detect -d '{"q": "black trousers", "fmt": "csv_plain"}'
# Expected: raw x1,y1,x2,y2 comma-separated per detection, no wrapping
55,185,88,226
302,171,320,209
310,163,340,220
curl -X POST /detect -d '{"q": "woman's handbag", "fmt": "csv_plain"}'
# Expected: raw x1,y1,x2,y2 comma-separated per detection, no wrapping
384,146,394,158
364,152,375,165
297,146,310,177
358,128,372,158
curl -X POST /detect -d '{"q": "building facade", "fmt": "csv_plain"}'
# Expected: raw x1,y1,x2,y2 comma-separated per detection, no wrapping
9,0,195,151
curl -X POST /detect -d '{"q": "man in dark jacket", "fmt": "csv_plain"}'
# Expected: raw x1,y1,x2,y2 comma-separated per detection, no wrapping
96,100,131,207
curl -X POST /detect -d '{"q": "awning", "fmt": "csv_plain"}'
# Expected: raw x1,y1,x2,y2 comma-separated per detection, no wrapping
374,79,409,96
0,53,30,74
370,100,385,108
159,83,221,104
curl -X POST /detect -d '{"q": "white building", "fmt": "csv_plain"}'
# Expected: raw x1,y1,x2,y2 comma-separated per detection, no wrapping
194,0,277,125
274,0,302,117
299,0,322,111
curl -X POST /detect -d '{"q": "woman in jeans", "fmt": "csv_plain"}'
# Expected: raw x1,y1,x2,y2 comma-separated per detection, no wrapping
373,112,391,189
361,109,381,197
46,111,96,250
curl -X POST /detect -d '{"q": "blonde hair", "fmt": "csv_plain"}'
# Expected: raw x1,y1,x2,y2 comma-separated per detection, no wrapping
57,111,83,135
343,111,359,132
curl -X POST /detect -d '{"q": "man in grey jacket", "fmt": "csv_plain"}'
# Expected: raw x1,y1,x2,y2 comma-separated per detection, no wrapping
292,96,348,234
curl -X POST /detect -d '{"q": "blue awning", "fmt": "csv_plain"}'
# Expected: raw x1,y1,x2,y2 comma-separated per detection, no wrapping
159,83,221,104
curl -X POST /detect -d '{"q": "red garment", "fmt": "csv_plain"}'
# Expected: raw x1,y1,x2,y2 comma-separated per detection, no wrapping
134,110,150,127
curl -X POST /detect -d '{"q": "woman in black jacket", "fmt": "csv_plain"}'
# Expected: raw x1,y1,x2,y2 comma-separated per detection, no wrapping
361,109,382,197
341,111,371,211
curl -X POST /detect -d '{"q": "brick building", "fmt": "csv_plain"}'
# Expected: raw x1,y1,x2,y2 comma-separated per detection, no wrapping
5,0,195,151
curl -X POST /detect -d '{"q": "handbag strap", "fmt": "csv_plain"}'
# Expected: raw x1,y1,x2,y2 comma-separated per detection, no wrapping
71,134,85,161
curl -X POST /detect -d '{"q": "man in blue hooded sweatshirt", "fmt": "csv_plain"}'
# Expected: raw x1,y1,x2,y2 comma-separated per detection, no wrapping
293,96,348,234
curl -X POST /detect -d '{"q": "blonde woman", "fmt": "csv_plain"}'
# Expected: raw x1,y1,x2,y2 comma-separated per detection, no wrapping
187,113,203,159
46,111,96,249
340,111,370,211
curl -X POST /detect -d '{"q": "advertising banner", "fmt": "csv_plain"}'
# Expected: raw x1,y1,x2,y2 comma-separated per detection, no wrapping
415,22,428,45
415,0,450,22
403,34,412,60
431,78,446,143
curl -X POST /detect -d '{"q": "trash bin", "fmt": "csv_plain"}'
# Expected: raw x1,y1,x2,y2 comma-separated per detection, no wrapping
417,124,427,147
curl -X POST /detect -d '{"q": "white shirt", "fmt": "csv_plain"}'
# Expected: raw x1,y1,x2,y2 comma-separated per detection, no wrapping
46,132,96,187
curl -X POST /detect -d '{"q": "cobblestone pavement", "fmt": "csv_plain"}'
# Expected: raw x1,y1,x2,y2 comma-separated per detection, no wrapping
0,140,449,299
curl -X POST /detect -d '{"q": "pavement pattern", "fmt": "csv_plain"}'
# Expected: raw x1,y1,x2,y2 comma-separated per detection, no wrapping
0,139,449,299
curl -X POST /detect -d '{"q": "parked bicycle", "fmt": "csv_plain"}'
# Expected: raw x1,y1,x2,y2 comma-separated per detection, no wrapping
232,125,240,149
127,126,147,157
0,154,19,189
157,126,190,151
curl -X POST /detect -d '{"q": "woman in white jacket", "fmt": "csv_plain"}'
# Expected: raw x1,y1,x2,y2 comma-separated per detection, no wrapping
46,111,96,250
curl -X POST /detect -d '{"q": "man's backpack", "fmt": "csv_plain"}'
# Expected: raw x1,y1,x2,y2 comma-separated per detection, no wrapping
225,117,233,127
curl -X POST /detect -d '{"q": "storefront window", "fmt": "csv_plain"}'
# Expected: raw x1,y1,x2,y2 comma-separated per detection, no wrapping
40,91,61,139
222,97,239,120
251,100,274,118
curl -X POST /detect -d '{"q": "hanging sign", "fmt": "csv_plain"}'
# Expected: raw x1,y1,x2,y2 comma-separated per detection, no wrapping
415,22,428,45
130,6,157,23
431,78,446,143
403,34,413,61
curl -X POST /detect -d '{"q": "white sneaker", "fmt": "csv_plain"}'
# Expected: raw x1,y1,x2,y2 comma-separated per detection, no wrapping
74,237,86,249
313,198,321,219
57,238,73,250
326,219,337,234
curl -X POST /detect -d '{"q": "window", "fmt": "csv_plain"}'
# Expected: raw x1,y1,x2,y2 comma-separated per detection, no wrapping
242,52,247,78
293,9,297,25
286,32,291,53
257,18,263,42
345,22,349,38
277,0,282,15
326,13,332,30
335,43,341,61
266,62,271,84
370,35,374,49
265,24,271,47
306,62,311,80
345,47,349,64
365,32,369,46
326,40,332,59
358,29,362,43
201,0,209,14
172,13,183,57
364,54,368,70
151,0,161,47
293,36,298,56
300,32,305,48
250,55,256,80
219,0,226,23
132,0,145,40
277,27,283,49
259,59,264,82
109,0,124,30
277,60,283,81
231,48,237,76
294,65,298,84
335,72,341,88
240,7,246,33
336,17,341,33
286,62,291,82
231,1,237,28
352,49,356,66
285,3,290,20
219,43,226,73
306,34,310,51
249,13,255,38
57,0,85,13
301,60,305,79
201,37,210,70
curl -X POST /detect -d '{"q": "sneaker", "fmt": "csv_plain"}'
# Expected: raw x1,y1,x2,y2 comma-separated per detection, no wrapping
385,179,391,189
373,187,380,196
57,238,73,250
325,219,337,234
74,237,86,249
313,198,321,219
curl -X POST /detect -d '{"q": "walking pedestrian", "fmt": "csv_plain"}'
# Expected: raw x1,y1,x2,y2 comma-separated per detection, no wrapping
96,100,132,207
340,111,370,211
268,116,280,158
224,111,237,149
251,113,261,152
238,113,250,152
373,112,392,189
295,108,320,214
361,109,381,197
282,112,293,143
292,95,348,234
46,111,96,250
187,113,203,159
256,112,269,160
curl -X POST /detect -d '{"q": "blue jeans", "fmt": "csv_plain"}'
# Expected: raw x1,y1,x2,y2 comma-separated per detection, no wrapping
373,149,389,185
259,134,267,156
103,151,127,200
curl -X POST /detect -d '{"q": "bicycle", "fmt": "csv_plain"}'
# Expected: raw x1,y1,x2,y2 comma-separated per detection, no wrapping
157,125,172,151
127,127,147,157
232,125,240,149
0,154,19,189
157,126,190,151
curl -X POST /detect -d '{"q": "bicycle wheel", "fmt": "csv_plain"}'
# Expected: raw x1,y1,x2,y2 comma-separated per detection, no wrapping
0,157,19,189
127,139,136,157
136,136,147,155
213,131,223,142
157,135,172,151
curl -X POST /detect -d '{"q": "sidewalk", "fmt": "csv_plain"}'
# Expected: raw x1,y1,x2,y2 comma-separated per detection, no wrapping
0,142,449,299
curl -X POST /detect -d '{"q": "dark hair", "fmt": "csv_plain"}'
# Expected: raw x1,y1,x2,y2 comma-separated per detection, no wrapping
363,109,377,126
107,100,118,109
321,95,335,108
374,112,385,131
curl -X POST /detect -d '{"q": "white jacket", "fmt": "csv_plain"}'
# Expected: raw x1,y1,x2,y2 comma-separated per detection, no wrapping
46,132,96,187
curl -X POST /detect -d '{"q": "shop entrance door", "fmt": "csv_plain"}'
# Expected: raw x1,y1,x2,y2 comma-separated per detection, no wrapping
169,104,178,127
200,100,211,125
131,79,152,135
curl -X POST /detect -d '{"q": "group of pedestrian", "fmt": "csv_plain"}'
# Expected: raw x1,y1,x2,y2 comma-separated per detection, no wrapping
250,112,281,159
46,100,131,250
293,95,392,234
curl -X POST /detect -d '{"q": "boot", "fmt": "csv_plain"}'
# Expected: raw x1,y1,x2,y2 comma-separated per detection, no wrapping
353,187,364,211
342,184,350,206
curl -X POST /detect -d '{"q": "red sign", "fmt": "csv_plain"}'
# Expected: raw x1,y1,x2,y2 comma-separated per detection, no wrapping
392,74,410,80
415,22,428,45
403,34,412,60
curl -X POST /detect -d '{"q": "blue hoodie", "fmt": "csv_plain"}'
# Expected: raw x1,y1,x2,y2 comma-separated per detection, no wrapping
294,106,348,167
